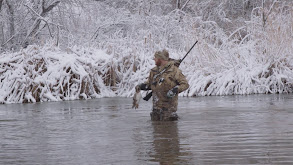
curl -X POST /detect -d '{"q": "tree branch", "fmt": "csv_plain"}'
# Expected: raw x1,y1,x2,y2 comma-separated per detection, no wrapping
181,0,191,11
1,33,17,47
24,3,62,27
42,0,45,12
43,1,60,15
23,2,62,42
262,0,278,28
265,0,278,23
0,0,4,11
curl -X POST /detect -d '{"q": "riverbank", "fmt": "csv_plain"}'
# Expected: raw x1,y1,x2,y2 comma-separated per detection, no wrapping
0,42,293,104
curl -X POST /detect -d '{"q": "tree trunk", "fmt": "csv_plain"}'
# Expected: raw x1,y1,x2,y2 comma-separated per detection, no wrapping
0,0,4,11
177,0,181,9
262,0,266,29
0,0,3,45
0,24,3,46
6,0,15,47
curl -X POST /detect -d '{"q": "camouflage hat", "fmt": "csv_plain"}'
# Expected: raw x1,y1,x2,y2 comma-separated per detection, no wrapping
154,50,169,61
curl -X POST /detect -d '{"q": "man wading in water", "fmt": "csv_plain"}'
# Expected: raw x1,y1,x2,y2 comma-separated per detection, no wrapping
136,50,189,121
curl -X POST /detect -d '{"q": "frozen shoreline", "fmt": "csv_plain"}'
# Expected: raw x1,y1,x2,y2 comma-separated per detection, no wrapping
0,42,292,104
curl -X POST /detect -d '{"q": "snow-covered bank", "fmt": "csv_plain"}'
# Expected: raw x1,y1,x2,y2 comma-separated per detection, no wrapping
1,39,293,104
0,45,116,104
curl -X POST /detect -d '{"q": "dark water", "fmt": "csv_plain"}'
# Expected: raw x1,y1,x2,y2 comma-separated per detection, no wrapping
1,94,293,165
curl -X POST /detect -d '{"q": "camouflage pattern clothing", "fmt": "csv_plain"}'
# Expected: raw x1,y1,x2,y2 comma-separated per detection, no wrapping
145,61,189,121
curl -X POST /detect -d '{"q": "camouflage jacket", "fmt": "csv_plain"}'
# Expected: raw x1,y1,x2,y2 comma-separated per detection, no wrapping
145,61,189,112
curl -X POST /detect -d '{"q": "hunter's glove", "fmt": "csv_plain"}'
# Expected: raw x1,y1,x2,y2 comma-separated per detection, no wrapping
136,83,150,91
167,86,178,98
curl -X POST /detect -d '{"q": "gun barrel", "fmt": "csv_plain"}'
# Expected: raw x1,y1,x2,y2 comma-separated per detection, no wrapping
180,41,198,63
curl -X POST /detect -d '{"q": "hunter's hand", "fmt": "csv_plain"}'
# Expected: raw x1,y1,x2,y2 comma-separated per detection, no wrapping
167,86,178,98
135,85,140,90
135,85,140,92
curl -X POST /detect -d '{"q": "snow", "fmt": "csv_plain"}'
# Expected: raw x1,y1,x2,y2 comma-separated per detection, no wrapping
1,35,293,104
1,1,293,104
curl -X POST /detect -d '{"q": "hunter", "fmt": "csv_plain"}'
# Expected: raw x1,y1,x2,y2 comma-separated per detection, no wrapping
137,49,189,121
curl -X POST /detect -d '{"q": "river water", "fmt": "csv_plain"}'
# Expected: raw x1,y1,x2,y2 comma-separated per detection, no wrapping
1,94,293,165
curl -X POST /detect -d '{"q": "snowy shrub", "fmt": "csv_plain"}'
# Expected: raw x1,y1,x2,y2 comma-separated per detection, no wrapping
183,1,293,96
0,44,116,103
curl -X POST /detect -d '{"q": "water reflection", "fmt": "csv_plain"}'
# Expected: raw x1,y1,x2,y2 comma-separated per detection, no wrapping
151,121,179,164
149,121,191,165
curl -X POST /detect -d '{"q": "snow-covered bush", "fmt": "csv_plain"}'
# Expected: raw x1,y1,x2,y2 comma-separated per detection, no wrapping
183,1,293,96
0,44,116,103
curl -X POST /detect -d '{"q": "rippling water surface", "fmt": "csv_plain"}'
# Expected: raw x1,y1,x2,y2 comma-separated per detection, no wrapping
1,94,293,165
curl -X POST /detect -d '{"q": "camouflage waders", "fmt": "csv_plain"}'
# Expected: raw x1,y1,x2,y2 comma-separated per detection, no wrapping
150,108,179,121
